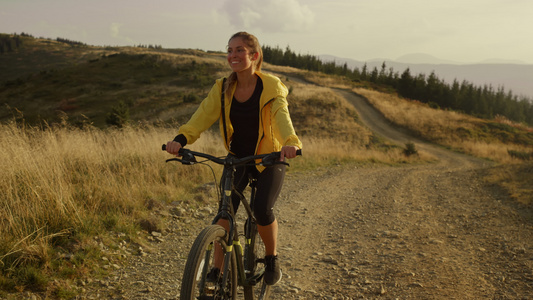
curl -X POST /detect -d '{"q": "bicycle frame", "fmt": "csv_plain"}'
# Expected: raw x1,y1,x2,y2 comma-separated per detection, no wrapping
209,156,264,292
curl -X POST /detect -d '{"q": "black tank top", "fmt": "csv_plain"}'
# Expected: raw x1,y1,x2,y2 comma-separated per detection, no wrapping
229,78,263,158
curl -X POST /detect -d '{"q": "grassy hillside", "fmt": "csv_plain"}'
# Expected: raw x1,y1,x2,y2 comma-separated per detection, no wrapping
286,67,533,158
288,68,532,206
1,34,531,298
354,88,533,161
1,34,229,127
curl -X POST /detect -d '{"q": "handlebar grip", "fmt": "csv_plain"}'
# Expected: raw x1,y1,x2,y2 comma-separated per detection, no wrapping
162,144,186,156
296,149,302,156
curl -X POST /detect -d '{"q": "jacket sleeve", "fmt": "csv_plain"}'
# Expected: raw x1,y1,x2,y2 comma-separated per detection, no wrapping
177,80,223,145
271,96,303,149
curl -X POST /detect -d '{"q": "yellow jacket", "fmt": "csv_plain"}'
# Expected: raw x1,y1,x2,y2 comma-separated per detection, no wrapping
178,72,302,164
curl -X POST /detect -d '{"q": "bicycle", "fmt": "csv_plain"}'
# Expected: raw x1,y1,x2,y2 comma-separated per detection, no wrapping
162,145,301,300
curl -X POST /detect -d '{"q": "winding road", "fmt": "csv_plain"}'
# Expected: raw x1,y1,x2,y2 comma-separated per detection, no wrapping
273,88,531,299
74,81,532,300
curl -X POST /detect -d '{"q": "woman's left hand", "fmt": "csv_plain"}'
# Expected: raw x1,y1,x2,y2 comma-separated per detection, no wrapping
280,146,299,161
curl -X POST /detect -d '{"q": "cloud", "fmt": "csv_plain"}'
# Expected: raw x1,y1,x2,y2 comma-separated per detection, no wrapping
110,23,122,38
221,0,315,33
109,22,134,44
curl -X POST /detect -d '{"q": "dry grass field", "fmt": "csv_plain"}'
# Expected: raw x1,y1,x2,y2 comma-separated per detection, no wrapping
0,118,421,295
0,122,219,294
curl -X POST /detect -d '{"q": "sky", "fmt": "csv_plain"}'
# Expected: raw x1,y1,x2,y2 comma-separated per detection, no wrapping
1,0,533,64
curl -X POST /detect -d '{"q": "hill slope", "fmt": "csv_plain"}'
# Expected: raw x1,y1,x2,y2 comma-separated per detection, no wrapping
1,35,229,127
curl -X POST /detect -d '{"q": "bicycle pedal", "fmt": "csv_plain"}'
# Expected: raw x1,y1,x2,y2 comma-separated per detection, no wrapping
246,274,264,285
246,268,265,285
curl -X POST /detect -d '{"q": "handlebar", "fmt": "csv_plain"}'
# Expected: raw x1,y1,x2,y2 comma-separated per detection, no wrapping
162,144,301,167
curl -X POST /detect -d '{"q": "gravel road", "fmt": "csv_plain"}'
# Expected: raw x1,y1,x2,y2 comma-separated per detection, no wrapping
72,88,533,299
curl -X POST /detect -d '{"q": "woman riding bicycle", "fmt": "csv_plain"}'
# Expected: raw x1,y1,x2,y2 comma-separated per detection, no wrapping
165,31,302,286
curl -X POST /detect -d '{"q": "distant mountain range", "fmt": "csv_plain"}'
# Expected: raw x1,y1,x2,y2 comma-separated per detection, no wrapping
320,54,533,99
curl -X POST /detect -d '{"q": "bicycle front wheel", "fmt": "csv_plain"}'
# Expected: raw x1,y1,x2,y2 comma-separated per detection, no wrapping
180,225,237,300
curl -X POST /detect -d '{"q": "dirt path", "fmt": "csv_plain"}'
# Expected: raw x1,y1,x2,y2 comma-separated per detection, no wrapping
74,89,532,300
273,90,532,299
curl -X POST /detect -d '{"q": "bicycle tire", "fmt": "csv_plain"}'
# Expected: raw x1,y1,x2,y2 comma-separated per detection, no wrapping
180,225,237,300
243,221,271,300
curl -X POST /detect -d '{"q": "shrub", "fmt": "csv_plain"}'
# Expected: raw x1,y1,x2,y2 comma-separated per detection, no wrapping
508,150,532,160
404,142,418,156
106,101,130,127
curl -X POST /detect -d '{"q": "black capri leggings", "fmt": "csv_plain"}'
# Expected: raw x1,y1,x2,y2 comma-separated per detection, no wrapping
220,164,286,226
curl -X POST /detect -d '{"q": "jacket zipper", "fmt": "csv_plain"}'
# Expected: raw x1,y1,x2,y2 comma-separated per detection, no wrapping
256,98,275,154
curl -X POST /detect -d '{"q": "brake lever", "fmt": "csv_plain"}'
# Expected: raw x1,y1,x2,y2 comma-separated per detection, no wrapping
181,152,197,165
165,158,182,163
165,153,197,165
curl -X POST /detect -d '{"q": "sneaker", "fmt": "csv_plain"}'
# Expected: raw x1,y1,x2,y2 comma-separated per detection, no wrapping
264,255,282,285
205,267,220,283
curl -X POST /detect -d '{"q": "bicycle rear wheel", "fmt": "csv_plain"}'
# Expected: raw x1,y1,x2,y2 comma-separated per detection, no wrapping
243,220,271,300
180,225,237,300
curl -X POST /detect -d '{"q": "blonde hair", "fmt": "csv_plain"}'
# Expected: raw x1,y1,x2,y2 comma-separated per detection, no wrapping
224,32,263,94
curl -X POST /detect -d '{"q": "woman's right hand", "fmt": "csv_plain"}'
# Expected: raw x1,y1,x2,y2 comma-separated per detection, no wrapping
166,141,182,156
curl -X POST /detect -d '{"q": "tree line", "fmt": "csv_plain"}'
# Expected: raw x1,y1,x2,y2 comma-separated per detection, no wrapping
1,33,88,53
135,44,163,49
0,33,26,53
262,45,533,126
56,37,86,47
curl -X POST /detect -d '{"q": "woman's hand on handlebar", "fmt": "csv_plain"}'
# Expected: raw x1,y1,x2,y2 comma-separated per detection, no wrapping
280,145,299,161
166,141,182,156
